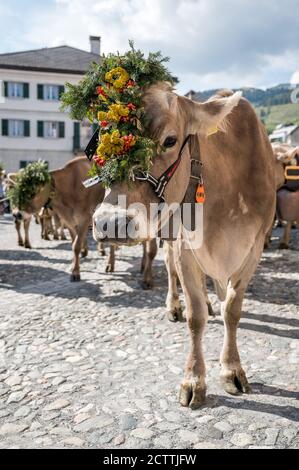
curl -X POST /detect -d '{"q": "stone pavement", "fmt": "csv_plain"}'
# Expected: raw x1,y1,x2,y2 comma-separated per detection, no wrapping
0,215,298,449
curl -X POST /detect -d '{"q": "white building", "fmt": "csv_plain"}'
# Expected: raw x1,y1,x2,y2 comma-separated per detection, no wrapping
269,123,299,146
0,37,101,172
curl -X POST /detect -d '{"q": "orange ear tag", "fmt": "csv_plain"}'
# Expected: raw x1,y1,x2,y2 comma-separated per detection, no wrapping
196,183,205,203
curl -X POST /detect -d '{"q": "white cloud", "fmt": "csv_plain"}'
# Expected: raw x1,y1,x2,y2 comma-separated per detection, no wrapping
2,0,299,93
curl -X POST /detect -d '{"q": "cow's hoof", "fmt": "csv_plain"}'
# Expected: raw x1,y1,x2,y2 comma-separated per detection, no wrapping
24,243,32,249
220,368,251,395
53,235,59,240
105,264,114,273
179,379,206,409
167,308,185,322
70,273,81,282
18,241,24,247
139,279,153,290
279,243,289,250
99,250,106,256
81,249,88,258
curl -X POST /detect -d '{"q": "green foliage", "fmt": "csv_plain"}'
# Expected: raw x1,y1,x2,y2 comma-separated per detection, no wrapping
8,161,50,210
61,41,178,121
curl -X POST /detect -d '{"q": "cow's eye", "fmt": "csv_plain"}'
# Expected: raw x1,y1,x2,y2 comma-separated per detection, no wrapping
163,136,177,148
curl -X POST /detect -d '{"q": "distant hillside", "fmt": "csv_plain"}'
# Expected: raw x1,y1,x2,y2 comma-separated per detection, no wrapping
190,83,296,107
256,103,299,133
188,83,299,133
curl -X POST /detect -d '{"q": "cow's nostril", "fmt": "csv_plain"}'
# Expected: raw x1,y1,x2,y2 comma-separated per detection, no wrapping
103,222,108,232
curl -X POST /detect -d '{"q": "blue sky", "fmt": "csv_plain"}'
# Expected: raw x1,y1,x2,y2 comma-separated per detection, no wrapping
1,0,299,93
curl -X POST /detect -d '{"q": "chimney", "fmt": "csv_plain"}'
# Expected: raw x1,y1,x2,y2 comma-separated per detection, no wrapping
89,36,101,56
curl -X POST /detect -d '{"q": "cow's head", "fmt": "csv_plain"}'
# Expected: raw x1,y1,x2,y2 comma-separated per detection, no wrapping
93,83,241,244
272,143,299,189
22,184,51,214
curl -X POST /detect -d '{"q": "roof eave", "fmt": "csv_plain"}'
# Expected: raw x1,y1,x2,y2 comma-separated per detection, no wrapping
0,64,87,75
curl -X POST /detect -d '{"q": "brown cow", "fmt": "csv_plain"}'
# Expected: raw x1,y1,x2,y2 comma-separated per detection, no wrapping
14,157,105,281
93,84,276,408
269,143,299,249
6,173,33,249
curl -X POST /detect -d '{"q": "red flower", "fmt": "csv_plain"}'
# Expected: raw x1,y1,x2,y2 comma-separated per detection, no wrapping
126,80,136,88
93,156,106,167
127,102,136,111
100,120,108,127
96,86,107,98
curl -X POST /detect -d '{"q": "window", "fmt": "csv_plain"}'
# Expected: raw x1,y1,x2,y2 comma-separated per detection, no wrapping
43,85,59,101
8,120,24,137
4,82,29,99
37,84,64,100
44,121,58,138
40,121,65,138
8,82,23,98
1,119,30,137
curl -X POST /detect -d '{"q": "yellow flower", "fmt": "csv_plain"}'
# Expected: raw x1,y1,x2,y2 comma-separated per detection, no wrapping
98,111,107,121
105,67,129,90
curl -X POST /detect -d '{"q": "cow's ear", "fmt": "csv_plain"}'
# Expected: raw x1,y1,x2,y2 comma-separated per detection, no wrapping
181,91,242,137
276,146,299,164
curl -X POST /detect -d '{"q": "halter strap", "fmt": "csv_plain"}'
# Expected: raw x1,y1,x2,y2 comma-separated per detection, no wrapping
134,134,191,202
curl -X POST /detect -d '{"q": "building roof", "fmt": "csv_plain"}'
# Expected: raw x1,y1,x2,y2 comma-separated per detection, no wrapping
0,45,100,75
269,124,298,139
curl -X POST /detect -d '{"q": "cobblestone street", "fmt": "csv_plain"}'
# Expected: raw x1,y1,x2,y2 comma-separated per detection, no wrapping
0,215,298,449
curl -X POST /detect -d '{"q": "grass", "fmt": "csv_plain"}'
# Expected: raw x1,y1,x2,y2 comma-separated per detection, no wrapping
255,103,299,134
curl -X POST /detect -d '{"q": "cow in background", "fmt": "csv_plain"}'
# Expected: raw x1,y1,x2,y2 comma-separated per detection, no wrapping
267,143,299,249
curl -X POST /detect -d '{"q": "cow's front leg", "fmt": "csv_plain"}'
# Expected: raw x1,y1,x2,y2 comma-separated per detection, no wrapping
220,284,250,394
23,217,32,249
163,241,184,322
174,244,208,409
15,219,24,246
220,235,265,395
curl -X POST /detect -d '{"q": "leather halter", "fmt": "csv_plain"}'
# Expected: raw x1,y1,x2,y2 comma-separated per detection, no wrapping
84,128,204,206
134,135,191,202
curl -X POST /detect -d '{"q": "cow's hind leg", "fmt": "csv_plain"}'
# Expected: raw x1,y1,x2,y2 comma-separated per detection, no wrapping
163,241,184,322
174,244,208,409
81,236,88,258
70,222,89,282
105,244,115,272
220,235,265,395
139,239,157,290
278,221,292,249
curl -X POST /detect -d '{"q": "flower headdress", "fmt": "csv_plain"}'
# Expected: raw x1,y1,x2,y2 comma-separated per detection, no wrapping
8,161,50,210
61,41,178,187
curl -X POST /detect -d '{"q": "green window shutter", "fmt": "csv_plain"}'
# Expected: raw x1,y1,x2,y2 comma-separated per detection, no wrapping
23,83,29,98
24,120,30,137
2,119,8,136
73,122,80,151
92,123,99,134
58,85,65,99
37,84,44,99
3,81,8,97
37,121,44,137
58,122,65,138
